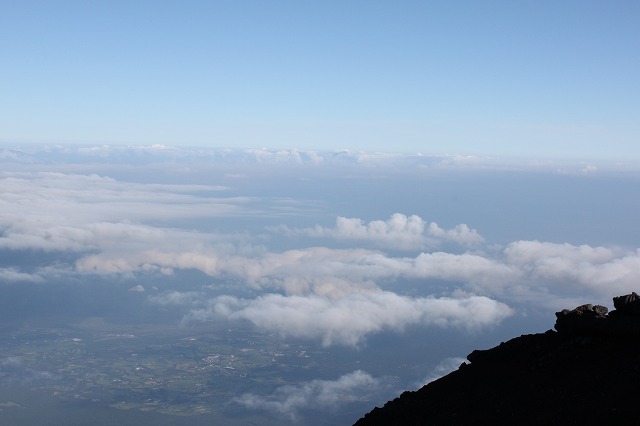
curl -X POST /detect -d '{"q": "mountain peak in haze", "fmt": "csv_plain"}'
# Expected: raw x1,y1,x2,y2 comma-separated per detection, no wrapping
355,293,640,425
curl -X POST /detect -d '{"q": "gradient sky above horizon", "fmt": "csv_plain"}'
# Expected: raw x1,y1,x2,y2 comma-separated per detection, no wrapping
1,1,638,160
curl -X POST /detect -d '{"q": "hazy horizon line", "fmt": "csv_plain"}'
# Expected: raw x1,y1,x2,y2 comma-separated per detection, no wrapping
2,141,638,174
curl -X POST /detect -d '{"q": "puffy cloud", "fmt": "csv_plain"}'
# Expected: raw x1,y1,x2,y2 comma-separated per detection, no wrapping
407,252,519,287
427,222,484,245
232,370,379,420
503,241,640,298
219,248,518,298
81,244,516,299
275,213,483,250
76,247,223,276
11,200,637,313
3,170,640,317
181,292,513,347
504,240,618,266
318,214,427,249
75,236,640,311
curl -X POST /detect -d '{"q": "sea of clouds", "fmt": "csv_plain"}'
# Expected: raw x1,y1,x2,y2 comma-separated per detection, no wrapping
1,145,639,422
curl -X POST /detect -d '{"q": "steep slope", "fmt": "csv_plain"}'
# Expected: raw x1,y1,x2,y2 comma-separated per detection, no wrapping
355,293,640,425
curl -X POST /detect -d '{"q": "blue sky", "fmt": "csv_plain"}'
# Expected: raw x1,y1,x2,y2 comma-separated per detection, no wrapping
1,1,639,159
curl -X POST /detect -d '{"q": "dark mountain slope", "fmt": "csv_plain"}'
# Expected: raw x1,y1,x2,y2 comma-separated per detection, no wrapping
355,293,640,425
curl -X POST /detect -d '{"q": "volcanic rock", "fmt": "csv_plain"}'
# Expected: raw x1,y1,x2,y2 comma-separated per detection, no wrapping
354,293,640,425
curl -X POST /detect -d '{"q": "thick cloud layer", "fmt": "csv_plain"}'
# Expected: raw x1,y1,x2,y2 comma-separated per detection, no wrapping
176,292,513,347
2,168,640,346
503,241,640,300
79,239,640,309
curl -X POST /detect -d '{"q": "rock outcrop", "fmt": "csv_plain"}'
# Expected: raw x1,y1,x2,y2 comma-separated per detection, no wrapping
354,293,640,425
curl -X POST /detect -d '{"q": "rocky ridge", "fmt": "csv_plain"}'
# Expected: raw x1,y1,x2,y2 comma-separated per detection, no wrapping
354,293,640,425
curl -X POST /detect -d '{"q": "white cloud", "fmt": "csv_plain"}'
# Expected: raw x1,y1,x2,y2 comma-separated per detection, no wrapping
275,213,483,250
148,291,205,307
503,241,640,299
3,146,639,426
427,222,484,245
75,236,640,311
0,267,44,283
181,292,513,347
3,170,639,318
81,245,515,299
76,247,223,276
0,171,250,253
232,370,378,420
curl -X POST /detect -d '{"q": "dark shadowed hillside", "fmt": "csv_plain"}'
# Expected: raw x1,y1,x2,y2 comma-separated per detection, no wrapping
355,293,640,425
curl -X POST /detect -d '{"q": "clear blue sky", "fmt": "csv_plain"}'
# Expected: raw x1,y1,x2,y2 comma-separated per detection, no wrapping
1,0,638,159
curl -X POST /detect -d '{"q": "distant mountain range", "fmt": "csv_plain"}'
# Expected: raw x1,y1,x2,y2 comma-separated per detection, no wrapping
354,293,640,425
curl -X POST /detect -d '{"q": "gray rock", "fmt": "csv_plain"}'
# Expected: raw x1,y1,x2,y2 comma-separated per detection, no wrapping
612,292,640,315
554,304,608,334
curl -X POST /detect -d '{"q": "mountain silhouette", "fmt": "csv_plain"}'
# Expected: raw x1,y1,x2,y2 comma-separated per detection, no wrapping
355,293,640,425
